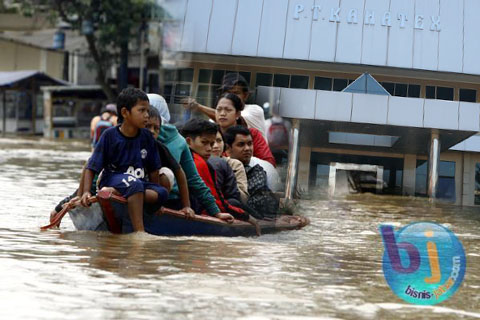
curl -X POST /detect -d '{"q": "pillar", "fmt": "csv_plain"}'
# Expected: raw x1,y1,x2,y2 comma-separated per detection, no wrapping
285,119,300,202
428,131,441,199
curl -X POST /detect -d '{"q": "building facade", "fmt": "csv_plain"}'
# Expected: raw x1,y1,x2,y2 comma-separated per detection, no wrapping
163,0,480,206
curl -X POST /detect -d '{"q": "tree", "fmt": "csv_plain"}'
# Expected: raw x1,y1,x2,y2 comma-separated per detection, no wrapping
21,0,157,101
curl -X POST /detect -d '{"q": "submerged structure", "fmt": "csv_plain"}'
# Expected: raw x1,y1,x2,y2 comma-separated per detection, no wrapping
163,1,480,205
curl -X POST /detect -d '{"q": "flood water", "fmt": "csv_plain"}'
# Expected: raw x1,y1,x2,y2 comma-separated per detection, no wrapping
0,137,479,319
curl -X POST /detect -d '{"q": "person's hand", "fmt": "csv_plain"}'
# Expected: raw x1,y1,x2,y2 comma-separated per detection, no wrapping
80,192,92,207
180,207,196,220
215,212,234,224
181,97,199,111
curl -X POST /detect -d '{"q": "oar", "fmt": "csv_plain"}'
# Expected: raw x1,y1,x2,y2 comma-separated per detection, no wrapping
40,196,97,231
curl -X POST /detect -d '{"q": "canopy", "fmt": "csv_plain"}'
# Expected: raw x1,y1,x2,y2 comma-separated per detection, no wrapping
0,70,68,89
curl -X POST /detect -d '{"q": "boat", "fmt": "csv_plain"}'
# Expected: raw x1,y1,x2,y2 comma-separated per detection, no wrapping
50,189,309,237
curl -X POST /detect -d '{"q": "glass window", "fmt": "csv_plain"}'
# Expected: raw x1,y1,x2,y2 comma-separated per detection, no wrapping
273,74,289,88
199,69,212,83
381,82,395,95
212,70,225,85
460,89,477,102
475,163,480,205
290,75,309,89
394,83,408,97
437,161,455,202
256,73,273,87
314,77,332,90
415,160,428,196
333,79,348,91
439,161,455,177
426,86,436,99
408,85,421,98
174,84,191,103
436,86,454,101
164,69,176,82
177,68,194,82
239,72,251,84
163,84,173,103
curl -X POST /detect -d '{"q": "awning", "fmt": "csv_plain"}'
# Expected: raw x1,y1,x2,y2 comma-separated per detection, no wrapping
0,70,68,88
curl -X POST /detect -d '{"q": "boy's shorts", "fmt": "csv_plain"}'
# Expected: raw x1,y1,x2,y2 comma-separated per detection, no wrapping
99,173,168,204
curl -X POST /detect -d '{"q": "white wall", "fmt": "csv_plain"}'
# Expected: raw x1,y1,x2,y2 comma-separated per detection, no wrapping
180,0,480,76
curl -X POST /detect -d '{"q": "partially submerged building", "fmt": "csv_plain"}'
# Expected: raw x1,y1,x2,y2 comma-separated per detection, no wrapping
162,0,480,206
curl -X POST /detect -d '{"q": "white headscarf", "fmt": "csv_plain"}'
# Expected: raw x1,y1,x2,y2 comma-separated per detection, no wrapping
147,94,170,123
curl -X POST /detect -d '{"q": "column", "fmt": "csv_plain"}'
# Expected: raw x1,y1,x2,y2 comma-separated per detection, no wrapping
428,131,441,199
285,119,300,202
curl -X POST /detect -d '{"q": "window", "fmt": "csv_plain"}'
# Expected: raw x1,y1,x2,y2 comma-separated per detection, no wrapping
415,159,456,201
437,161,456,201
475,163,480,205
273,74,289,87
162,68,194,107
437,87,454,101
380,82,420,97
460,89,477,102
257,73,310,89
415,160,428,196
426,86,454,101
256,73,273,87
333,79,349,91
195,69,251,107
290,75,309,89
314,77,333,90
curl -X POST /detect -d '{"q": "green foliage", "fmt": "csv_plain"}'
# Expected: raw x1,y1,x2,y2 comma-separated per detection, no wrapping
18,0,160,99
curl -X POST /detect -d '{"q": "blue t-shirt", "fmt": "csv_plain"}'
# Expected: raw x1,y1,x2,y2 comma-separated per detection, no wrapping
87,126,161,180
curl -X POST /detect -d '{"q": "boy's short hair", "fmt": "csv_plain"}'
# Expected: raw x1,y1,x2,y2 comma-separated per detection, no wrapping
224,125,251,147
180,118,218,140
116,88,149,123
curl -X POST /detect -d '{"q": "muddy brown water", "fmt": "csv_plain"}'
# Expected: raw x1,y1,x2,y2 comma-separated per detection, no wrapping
0,137,479,319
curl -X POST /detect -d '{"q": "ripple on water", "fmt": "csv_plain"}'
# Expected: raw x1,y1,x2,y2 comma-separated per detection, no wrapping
1,137,480,319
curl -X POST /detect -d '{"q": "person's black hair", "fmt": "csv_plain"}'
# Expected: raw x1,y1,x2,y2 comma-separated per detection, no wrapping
215,92,244,112
224,125,251,147
148,106,160,119
180,118,219,140
116,87,149,123
218,73,250,94
216,129,226,152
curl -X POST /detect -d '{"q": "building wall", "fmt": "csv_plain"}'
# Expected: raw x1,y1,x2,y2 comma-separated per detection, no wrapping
179,0,480,76
0,39,65,79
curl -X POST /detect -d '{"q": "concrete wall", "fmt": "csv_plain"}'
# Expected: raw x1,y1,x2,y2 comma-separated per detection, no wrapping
0,39,64,79
180,0,480,76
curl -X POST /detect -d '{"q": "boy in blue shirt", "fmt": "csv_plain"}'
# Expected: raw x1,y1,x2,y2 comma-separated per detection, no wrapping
80,88,168,232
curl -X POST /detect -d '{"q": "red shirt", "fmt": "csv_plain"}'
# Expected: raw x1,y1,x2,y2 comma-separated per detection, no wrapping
250,128,276,167
192,152,247,220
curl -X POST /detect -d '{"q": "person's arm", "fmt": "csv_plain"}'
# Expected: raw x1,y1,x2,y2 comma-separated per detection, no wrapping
179,143,220,215
174,168,190,208
174,168,196,219
228,158,249,204
251,128,276,167
222,160,241,201
149,170,160,184
182,98,216,121
80,169,95,207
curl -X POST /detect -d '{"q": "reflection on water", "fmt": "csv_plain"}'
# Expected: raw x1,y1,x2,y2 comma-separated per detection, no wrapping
0,137,479,319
